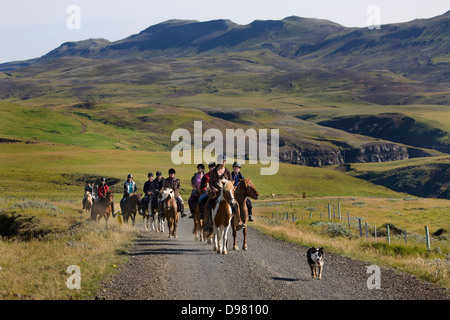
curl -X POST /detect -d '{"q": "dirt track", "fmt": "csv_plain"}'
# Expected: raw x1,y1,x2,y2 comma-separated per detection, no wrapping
96,214,449,300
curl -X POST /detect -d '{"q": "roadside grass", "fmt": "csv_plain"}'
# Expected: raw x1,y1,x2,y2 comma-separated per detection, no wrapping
253,197,450,290
0,201,139,299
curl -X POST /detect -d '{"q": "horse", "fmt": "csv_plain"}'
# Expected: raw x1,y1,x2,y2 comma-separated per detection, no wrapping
120,193,143,226
145,194,165,232
82,191,93,215
161,188,178,238
188,193,205,241
232,178,259,251
91,191,114,226
211,178,238,255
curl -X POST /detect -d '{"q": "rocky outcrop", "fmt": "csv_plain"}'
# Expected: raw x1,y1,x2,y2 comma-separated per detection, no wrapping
279,140,436,167
344,142,409,163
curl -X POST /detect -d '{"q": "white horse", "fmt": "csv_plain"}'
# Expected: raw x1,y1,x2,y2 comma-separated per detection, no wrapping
148,195,165,233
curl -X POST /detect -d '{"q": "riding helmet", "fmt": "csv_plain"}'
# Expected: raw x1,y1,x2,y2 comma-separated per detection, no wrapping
127,174,133,179
168,168,176,174
148,172,154,177
156,171,162,176
197,164,205,170
233,161,241,168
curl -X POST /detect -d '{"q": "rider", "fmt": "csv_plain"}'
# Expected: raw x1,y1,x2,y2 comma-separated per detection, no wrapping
205,154,244,230
142,172,154,212
149,171,164,215
163,168,185,218
97,177,110,201
82,181,94,209
188,164,204,219
121,174,137,210
232,161,254,221
198,161,216,219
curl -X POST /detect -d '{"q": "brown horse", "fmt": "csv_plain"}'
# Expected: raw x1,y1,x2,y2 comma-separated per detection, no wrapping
211,179,238,255
161,188,178,238
91,191,115,226
232,178,259,251
120,193,143,226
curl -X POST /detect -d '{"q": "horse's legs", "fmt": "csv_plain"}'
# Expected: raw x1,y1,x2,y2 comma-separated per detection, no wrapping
242,227,248,250
232,224,239,251
223,225,230,255
213,226,219,252
167,217,173,238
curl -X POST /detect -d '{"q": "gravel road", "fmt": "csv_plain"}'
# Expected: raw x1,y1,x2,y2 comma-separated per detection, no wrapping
96,214,448,300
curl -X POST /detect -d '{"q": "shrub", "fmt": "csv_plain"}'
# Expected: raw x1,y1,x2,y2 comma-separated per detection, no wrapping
311,221,352,238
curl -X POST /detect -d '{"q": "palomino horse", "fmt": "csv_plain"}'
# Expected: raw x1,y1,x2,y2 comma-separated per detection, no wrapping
120,193,143,226
161,188,178,238
83,191,93,215
91,191,114,226
232,178,259,251
211,178,238,255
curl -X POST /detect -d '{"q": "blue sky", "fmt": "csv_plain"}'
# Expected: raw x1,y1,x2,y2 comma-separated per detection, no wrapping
0,0,448,63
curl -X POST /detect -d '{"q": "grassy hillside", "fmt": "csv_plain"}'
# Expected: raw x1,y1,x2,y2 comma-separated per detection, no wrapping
0,142,402,201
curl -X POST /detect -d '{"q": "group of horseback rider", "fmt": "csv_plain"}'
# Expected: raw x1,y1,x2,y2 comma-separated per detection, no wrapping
82,154,253,223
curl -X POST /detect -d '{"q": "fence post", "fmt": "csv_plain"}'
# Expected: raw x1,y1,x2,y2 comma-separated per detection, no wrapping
425,226,430,251
320,212,323,220
358,218,362,238
333,204,335,219
365,222,368,240
338,202,341,221
387,225,391,245
309,212,312,219
328,204,331,219
374,226,377,242
347,211,350,229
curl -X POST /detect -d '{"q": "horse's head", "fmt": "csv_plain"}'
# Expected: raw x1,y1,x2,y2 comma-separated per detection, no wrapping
239,178,259,200
220,178,236,207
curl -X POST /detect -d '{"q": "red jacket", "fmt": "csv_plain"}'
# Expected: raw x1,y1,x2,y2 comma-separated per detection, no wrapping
200,172,210,194
98,184,110,199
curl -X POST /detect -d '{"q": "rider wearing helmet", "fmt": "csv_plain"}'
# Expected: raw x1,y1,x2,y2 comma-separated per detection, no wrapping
142,172,154,212
163,168,185,217
188,164,205,219
97,177,110,200
198,161,216,219
149,171,164,216
232,161,254,221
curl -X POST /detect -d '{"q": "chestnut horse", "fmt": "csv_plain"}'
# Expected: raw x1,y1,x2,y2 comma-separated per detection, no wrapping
161,188,178,238
211,179,238,255
120,193,143,226
189,193,206,242
232,178,259,251
91,191,114,226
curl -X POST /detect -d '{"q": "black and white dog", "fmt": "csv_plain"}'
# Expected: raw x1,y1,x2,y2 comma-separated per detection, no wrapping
307,247,324,280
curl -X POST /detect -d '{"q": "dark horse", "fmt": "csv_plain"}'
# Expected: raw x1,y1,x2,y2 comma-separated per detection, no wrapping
120,193,143,226
232,178,259,251
91,191,115,226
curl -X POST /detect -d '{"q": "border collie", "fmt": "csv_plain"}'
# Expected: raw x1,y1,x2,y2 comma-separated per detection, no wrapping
307,247,324,280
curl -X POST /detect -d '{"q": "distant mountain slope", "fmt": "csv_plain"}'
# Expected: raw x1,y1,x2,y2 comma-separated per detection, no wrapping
1,11,449,81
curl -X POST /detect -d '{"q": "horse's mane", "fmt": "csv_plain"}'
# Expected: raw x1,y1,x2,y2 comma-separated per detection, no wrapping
161,188,174,201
